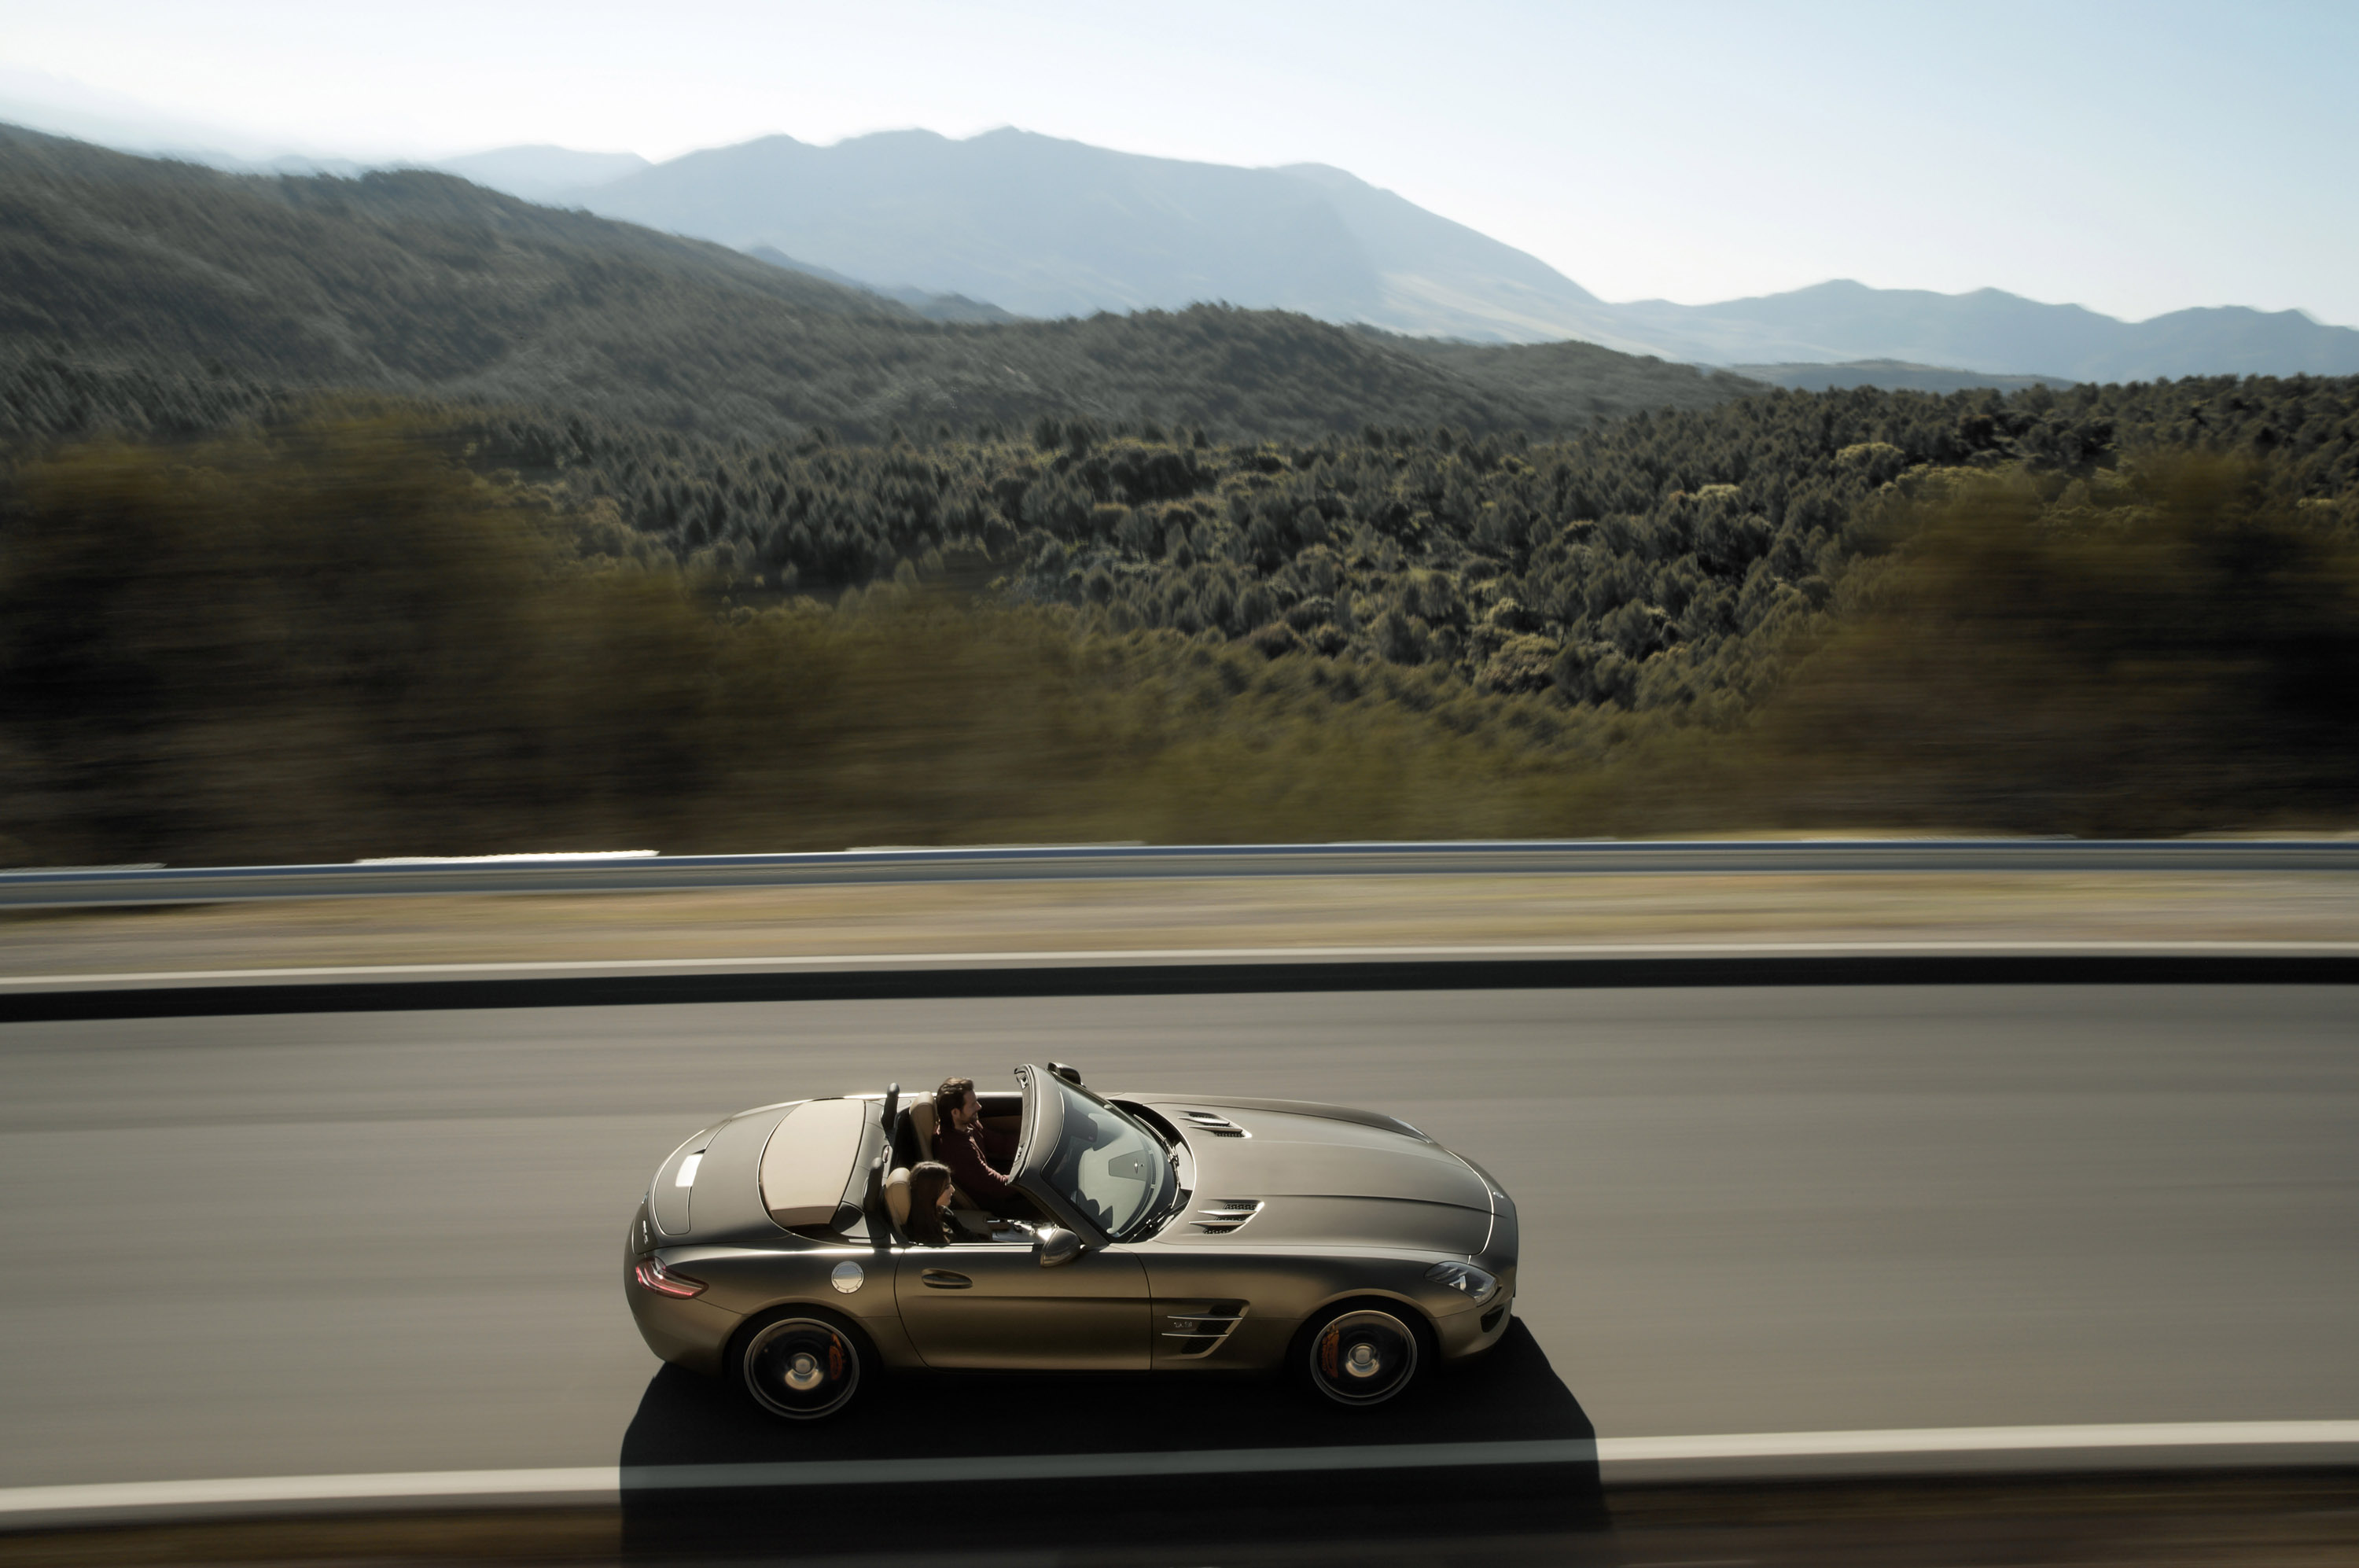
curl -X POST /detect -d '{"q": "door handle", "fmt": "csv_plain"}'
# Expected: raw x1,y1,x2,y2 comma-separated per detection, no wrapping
920,1269,973,1289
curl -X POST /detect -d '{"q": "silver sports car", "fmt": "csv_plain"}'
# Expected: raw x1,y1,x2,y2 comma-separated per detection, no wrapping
624,1063,1518,1418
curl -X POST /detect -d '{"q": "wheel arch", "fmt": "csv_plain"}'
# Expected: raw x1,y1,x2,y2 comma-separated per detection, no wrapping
725,1297,879,1367
727,1301,880,1421
1287,1293,1437,1408
1284,1290,1441,1362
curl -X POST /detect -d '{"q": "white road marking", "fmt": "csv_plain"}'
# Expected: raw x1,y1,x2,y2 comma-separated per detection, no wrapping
1598,1420,2359,1459
3,1422,2354,1520
3,940,2357,988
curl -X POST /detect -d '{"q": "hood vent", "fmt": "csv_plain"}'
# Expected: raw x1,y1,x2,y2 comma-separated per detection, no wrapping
1182,1110,1250,1139
1192,1198,1264,1235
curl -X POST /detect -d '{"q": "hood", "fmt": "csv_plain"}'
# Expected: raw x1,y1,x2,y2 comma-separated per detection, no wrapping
1146,1099,1492,1253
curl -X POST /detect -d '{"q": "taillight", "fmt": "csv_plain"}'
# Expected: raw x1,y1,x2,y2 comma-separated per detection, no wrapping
634,1256,707,1298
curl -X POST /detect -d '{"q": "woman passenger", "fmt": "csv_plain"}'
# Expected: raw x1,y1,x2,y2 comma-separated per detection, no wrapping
903,1161,957,1246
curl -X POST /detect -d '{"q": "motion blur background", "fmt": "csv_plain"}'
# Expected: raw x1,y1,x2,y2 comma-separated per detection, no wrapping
5,417,2356,868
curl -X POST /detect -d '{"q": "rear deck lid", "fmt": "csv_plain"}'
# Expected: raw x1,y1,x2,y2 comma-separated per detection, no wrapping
758,1098,873,1228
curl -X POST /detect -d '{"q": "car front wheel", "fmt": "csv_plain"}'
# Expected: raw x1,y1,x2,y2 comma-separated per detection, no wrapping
1299,1305,1424,1408
738,1312,866,1420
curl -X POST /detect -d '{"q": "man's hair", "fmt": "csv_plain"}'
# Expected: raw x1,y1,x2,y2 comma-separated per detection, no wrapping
933,1076,976,1123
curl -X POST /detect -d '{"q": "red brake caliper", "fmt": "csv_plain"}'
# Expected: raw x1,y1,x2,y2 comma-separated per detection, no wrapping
1320,1325,1339,1378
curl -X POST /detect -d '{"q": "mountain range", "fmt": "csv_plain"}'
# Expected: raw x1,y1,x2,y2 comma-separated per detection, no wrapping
0,123,1750,445
6,61,2357,386
458,125,2359,382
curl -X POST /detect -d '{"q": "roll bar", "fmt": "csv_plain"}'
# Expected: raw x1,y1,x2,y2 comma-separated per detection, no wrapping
864,1082,899,1242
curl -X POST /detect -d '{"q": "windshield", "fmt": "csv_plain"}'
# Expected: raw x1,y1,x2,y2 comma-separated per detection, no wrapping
1037,1076,1174,1240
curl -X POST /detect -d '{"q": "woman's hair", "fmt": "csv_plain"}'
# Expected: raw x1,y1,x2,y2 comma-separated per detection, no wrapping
905,1161,953,1246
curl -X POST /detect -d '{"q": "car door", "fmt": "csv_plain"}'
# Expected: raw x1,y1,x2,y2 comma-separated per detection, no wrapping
893,1242,1150,1369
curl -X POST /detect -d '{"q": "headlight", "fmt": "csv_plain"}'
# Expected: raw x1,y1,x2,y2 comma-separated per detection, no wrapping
1425,1261,1498,1304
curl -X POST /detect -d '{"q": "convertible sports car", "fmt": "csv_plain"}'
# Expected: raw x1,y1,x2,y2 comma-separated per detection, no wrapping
624,1063,1519,1418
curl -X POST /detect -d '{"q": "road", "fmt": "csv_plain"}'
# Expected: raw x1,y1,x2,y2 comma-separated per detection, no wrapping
2,982,2353,1489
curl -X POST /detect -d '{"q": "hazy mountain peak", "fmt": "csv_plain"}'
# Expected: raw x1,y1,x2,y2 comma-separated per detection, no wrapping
558,126,1617,345
572,125,1378,318
1610,275,2359,376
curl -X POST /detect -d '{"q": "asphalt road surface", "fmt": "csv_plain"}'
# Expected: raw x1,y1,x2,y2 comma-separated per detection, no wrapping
2,983,2353,1489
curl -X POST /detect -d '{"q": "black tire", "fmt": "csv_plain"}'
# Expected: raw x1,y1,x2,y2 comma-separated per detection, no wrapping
1296,1301,1430,1408
734,1308,870,1421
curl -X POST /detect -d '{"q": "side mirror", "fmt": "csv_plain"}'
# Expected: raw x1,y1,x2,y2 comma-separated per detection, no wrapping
1047,1062,1084,1086
1032,1226,1082,1268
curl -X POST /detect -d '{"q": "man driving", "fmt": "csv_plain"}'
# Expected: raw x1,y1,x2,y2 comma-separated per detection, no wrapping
930,1076,1032,1220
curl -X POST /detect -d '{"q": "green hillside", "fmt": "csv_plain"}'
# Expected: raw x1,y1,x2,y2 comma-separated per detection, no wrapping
0,123,1749,445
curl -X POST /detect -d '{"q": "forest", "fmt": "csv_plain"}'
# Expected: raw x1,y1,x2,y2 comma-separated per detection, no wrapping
2,370,2353,865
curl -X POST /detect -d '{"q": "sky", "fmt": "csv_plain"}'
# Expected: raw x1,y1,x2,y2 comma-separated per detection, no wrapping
2,0,2353,326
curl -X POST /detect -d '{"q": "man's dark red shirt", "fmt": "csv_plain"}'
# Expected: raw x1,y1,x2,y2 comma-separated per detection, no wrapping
934,1116,1019,1207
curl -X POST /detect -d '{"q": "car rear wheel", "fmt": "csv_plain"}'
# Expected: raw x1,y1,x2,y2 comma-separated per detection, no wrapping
1299,1305,1425,1408
738,1311,866,1420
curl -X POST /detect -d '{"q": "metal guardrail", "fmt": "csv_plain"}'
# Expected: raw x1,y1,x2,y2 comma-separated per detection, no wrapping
2,839,2357,909
5,951,2357,1024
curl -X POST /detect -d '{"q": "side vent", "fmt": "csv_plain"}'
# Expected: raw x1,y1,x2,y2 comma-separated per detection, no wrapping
1191,1198,1264,1235
1181,1110,1250,1138
1160,1301,1248,1357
